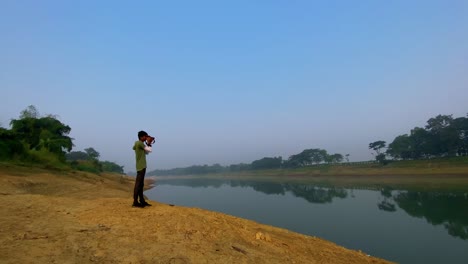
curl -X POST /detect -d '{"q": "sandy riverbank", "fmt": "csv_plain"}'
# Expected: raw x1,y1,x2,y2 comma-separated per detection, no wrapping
0,166,392,263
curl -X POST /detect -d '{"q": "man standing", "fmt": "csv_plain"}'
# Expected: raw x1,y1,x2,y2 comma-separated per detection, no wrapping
132,130,152,208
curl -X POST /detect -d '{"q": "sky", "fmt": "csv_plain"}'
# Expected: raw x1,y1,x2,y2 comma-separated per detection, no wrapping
1,1,467,172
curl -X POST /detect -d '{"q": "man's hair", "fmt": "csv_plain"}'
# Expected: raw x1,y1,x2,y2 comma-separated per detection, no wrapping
138,131,148,139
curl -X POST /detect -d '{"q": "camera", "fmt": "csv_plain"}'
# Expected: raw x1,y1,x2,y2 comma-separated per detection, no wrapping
146,136,155,146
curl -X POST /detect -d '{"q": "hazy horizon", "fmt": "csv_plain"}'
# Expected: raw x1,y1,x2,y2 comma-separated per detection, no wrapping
1,1,467,172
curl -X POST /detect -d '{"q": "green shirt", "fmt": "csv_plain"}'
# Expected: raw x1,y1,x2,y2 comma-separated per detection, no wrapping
133,140,147,171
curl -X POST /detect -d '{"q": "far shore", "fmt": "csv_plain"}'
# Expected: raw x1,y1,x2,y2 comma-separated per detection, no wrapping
149,158,468,191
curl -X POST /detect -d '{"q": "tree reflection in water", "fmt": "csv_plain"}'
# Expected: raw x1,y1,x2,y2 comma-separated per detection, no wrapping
283,184,347,203
156,178,468,240
156,178,347,203
377,187,397,212
377,188,468,240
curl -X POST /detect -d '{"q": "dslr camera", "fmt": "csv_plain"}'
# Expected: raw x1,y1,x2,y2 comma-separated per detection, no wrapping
146,136,156,146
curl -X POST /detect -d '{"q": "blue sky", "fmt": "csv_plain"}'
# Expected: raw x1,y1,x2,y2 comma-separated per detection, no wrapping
1,1,467,172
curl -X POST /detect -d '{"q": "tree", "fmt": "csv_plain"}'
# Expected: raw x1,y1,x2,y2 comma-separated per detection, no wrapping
369,141,386,155
286,151,311,167
375,153,388,165
409,127,433,159
229,163,251,172
285,148,329,167
101,161,124,174
309,149,328,164
386,113,468,160
345,154,350,163
84,147,100,160
0,128,25,160
35,116,73,154
387,135,412,160
329,153,344,163
452,116,468,156
66,151,89,161
425,115,453,132
251,157,282,170
9,106,73,161
425,115,459,157
19,105,39,119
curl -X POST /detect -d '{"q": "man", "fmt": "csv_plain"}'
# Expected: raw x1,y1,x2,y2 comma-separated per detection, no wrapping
132,130,152,208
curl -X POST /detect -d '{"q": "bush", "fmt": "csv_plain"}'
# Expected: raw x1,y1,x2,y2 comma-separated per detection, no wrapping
76,164,101,174
70,160,102,174
0,129,25,160
26,149,67,169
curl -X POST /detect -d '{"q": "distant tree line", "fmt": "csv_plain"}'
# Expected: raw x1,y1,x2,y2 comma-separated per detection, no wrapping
148,149,346,176
3,106,466,175
66,147,124,174
369,114,468,163
0,106,124,174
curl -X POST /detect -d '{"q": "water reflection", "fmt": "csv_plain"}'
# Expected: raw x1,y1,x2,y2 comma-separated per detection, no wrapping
377,187,397,212
379,189,468,240
284,183,347,203
156,178,348,204
155,178,468,240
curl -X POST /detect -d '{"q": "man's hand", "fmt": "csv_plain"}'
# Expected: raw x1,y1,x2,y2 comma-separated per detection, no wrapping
144,145,152,153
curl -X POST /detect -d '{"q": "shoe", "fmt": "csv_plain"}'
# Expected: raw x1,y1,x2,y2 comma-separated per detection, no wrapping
132,202,144,208
141,202,152,207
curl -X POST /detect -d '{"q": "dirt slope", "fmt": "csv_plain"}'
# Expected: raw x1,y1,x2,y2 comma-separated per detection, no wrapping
0,167,393,264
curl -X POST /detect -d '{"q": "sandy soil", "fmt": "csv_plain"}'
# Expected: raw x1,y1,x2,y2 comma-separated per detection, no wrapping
0,167,393,264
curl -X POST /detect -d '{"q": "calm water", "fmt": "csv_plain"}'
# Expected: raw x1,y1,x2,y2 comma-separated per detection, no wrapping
146,178,468,264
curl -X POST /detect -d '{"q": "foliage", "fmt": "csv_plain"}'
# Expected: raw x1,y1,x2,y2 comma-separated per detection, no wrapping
286,149,326,167
345,154,350,162
2,105,73,164
148,149,345,176
67,148,124,174
101,161,124,174
285,149,342,167
375,153,388,165
2,106,124,174
369,141,386,155
0,128,26,160
387,114,468,160
71,160,102,174
369,140,387,163
84,147,100,160
327,153,344,163
251,157,282,170
66,151,89,161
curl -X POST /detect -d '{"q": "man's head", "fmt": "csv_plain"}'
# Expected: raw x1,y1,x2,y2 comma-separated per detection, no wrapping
138,131,148,141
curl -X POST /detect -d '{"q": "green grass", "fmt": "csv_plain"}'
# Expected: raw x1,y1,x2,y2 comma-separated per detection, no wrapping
0,161,70,177
239,157,468,177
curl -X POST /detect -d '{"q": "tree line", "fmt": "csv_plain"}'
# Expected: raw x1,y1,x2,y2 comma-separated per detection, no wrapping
66,147,124,174
2,106,466,175
369,114,468,163
0,105,124,174
148,149,348,176
151,113,468,176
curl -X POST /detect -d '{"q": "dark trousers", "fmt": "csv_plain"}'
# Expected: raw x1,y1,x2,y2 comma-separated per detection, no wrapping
133,168,146,204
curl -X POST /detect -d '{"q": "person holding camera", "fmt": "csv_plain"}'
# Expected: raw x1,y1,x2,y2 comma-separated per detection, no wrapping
132,130,155,208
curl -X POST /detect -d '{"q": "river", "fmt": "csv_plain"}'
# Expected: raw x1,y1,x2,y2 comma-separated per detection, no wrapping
145,177,468,264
